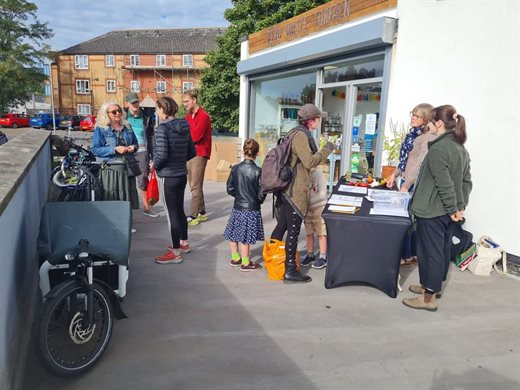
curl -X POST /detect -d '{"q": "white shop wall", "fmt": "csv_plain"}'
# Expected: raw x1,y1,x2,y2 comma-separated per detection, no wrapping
386,0,520,254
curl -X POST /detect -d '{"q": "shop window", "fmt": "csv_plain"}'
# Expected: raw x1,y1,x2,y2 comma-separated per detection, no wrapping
131,80,140,92
323,54,384,84
77,104,91,115
251,71,316,165
75,79,90,94
74,55,88,70
156,55,166,67
156,81,166,94
106,55,115,67
106,80,116,93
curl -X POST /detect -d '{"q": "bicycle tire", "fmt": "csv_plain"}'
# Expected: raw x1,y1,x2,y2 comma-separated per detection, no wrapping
34,282,113,377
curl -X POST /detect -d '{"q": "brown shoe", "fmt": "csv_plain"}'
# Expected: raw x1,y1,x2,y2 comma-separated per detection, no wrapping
402,294,438,312
409,285,442,298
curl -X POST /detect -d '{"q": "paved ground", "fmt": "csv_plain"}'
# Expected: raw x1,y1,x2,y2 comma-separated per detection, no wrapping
22,179,519,389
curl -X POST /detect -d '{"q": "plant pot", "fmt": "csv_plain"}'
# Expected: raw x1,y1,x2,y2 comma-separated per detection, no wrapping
381,165,396,179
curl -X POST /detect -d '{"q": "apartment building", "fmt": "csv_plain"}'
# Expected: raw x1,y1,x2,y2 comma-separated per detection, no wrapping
53,28,226,115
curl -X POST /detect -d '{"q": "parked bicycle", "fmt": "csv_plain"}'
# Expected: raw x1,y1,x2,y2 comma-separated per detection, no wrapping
35,201,131,377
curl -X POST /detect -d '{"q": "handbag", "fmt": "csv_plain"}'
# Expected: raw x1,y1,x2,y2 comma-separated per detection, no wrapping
146,167,159,206
125,157,142,177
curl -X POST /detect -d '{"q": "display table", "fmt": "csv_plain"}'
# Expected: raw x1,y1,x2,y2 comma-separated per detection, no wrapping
323,179,411,298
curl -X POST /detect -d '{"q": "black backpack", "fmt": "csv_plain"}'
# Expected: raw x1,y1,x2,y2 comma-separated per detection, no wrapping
260,129,300,194
0,130,8,146
450,219,474,261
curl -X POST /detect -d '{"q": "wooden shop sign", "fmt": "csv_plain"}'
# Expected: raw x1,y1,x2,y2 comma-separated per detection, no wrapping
248,0,397,54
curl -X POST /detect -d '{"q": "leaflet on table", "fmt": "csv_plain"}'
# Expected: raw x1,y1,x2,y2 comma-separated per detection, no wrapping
366,188,396,201
369,208,409,217
328,205,357,214
337,184,368,194
328,194,363,207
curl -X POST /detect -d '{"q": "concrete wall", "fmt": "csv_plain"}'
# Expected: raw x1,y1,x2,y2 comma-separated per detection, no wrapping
0,130,51,390
385,0,520,254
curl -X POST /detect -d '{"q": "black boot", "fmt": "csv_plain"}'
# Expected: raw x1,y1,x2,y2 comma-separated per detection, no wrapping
284,258,312,284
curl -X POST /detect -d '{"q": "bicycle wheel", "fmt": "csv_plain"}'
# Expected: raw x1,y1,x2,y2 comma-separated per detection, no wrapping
34,282,113,377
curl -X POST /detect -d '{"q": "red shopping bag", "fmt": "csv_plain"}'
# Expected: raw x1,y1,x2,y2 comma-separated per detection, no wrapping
146,167,159,206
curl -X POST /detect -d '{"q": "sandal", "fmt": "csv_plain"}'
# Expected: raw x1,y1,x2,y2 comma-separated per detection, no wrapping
400,258,413,267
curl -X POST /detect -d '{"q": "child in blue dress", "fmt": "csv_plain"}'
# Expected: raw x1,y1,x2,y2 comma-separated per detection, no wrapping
224,138,266,271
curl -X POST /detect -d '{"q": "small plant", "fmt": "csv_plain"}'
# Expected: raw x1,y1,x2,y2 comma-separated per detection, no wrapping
383,119,407,166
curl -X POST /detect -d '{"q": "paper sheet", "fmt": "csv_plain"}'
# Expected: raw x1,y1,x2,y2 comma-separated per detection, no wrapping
366,188,396,201
369,208,409,217
328,194,363,207
338,185,368,195
329,205,357,214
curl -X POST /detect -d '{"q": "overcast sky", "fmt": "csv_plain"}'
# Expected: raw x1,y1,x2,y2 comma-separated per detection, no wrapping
32,0,232,51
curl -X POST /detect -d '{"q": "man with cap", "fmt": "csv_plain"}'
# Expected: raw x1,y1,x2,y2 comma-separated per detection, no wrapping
125,92,158,217
272,103,334,284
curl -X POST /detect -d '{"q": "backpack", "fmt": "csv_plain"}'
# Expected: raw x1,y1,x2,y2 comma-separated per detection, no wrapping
450,219,474,261
0,130,8,146
260,129,300,194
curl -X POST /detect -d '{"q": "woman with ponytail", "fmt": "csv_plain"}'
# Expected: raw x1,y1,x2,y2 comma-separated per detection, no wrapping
224,138,266,271
403,104,472,311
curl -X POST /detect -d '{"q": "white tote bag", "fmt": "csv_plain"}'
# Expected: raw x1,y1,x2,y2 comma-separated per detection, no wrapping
468,236,503,276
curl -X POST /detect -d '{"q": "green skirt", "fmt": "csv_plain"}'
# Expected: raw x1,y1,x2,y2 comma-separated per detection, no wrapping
100,164,139,209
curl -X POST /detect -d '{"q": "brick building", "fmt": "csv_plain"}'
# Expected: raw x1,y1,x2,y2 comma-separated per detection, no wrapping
52,28,225,115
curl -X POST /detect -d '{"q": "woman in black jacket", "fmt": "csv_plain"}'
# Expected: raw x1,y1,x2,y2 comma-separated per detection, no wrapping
153,97,196,264
224,139,266,271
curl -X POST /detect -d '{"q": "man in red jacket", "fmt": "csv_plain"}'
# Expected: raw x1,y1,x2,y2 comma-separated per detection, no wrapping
182,90,212,226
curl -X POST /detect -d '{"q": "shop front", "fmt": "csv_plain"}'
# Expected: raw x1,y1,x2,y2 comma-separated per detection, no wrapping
238,0,398,183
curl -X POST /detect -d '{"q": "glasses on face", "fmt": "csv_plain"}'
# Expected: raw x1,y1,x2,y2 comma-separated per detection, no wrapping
108,108,122,115
409,112,424,120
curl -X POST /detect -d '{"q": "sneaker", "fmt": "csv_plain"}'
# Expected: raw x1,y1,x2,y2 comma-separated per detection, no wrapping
197,213,208,222
168,243,191,254
240,261,262,272
144,208,159,218
312,257,327,269
229,258,242,267
187,215,199,226
409,285,442,298
155,250,183,264
300,254,315,267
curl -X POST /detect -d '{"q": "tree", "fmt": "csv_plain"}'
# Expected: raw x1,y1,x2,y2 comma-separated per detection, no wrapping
0,0,53,113
200,0,330,132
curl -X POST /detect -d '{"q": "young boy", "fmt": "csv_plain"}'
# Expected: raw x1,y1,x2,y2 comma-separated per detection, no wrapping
301,168,328,269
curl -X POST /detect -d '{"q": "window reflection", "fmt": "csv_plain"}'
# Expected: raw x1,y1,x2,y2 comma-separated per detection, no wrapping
323,55,384,84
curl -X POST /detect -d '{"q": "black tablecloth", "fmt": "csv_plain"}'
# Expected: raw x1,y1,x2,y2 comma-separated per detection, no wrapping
323,179,411,298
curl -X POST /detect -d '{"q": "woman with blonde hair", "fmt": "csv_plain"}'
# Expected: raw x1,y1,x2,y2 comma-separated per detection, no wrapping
91,101,139,208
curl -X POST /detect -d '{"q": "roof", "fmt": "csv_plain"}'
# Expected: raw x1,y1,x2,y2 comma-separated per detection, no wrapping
60,28,227,55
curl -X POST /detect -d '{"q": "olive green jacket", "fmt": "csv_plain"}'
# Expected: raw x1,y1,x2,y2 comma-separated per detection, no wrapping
411,131,472,218
283,129,333,218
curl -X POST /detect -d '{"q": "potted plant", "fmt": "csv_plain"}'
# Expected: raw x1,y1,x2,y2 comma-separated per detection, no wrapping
381,119,407,179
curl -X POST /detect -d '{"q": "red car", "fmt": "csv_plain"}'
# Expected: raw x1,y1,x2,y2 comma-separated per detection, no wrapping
79,115,96,131
0,113,30,128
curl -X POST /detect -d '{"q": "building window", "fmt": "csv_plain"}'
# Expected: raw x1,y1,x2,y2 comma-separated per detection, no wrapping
105,54,115,67
156,81,166,94
75,79,90,94
106,79,116,92
74,55,88,70
44,84,51,96
182,81,193,92
130,54,140,66
131,80,140,92
41,64,50,76
77,104,91,115
156,54,166,67
182,54,193,67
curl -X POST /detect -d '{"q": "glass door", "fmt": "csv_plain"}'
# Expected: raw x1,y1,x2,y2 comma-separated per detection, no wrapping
343,82,382,176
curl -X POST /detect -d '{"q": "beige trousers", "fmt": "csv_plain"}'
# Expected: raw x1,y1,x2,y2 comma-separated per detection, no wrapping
187,156,207,217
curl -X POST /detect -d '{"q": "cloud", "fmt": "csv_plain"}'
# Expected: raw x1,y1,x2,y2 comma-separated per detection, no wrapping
33,0,231,50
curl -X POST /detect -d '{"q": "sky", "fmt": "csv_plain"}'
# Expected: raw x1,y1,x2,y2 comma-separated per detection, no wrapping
32,0,232,51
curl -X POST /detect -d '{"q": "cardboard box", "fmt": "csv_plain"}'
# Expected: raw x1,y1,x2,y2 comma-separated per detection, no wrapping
205,140,240,181
215,160,233,182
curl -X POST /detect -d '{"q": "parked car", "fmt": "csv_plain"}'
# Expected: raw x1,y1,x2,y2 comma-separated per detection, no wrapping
58,115,84,130
0,113,30,128
30,113,62,130
79,115,97,131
